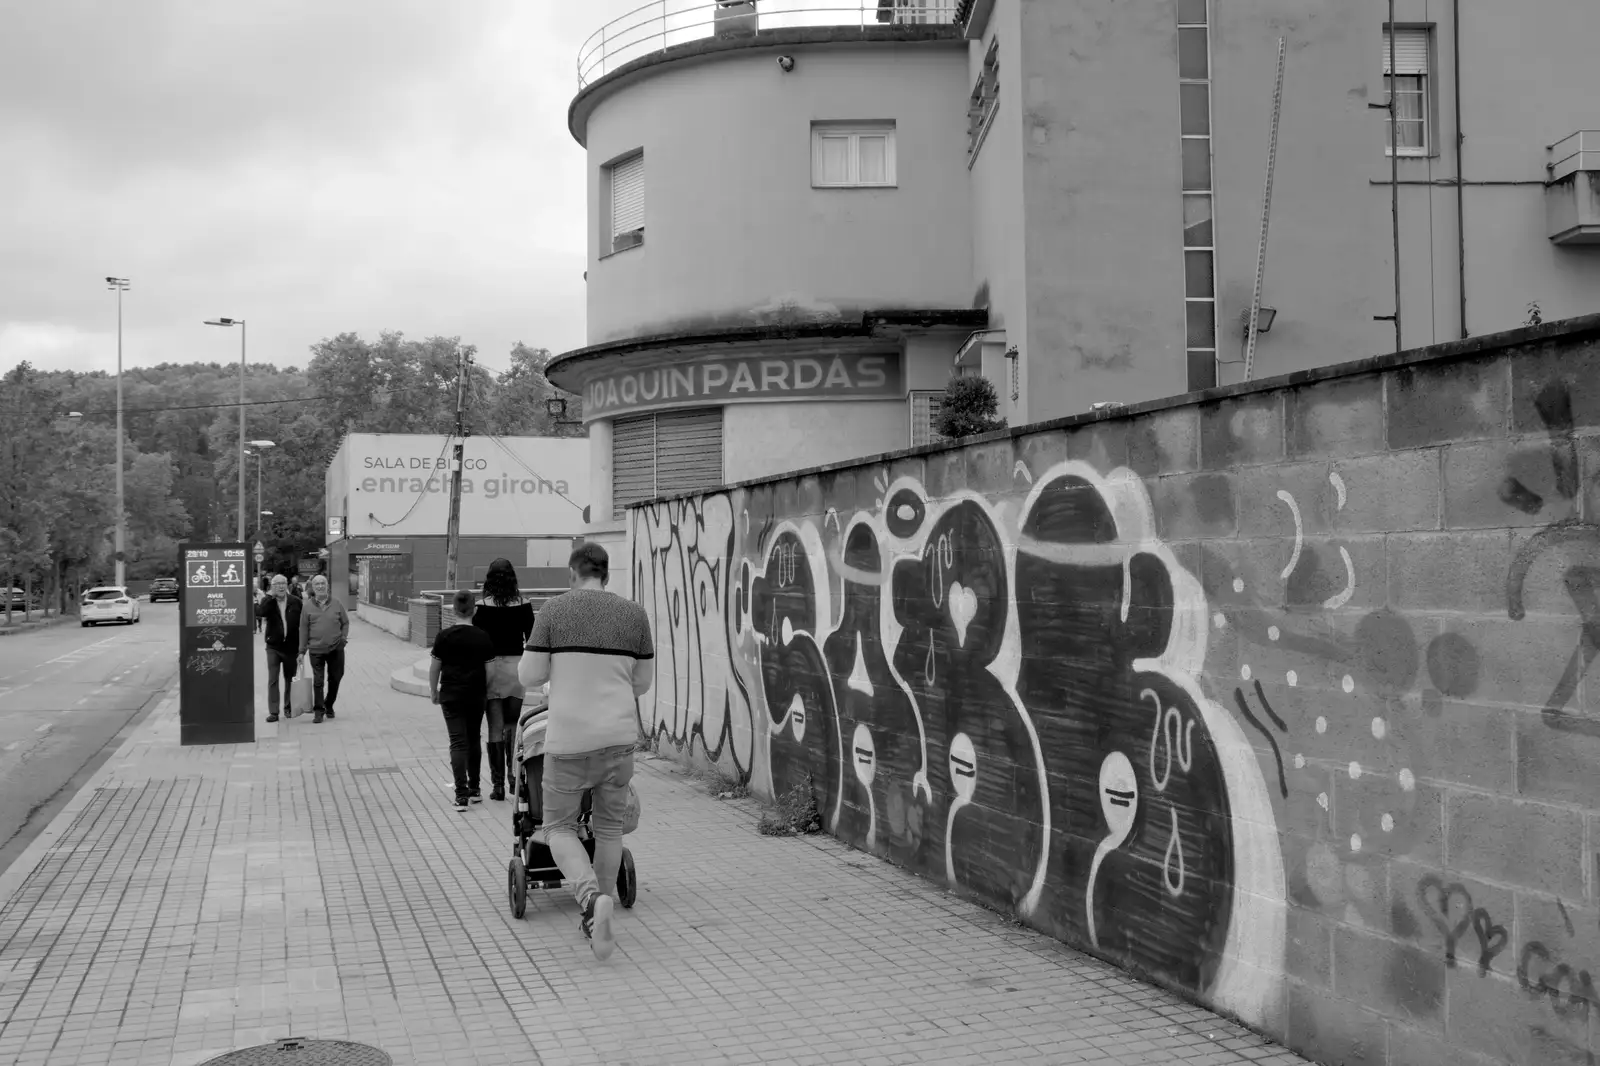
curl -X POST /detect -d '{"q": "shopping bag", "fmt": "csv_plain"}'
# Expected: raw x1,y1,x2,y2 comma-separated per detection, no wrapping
287,675,314,719
620,782,641,836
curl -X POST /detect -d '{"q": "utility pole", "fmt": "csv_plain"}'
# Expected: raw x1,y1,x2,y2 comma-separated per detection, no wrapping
106,277,129,587
444,346,470,593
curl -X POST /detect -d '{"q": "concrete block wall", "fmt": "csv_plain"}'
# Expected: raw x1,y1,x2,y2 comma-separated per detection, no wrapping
627,315,1600,1065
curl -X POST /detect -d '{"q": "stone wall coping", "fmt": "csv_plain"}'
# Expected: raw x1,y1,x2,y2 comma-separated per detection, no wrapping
624,312,1600,510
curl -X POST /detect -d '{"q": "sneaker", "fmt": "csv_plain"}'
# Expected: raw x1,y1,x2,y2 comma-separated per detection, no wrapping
325,709,335,718
469,790,482,804
581,894,616,960
266,714,279,723
490,788,506,802
454,798,469,812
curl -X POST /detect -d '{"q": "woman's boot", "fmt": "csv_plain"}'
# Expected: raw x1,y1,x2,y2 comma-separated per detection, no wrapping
488,742,507,801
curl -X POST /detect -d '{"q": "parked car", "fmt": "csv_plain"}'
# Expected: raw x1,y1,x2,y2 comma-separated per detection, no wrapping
5,588,40,612
148,577,180,603
81,586,140,626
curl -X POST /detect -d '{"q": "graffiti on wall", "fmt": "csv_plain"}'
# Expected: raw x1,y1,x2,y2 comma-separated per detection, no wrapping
634,460,1286,1024
632,494,757,780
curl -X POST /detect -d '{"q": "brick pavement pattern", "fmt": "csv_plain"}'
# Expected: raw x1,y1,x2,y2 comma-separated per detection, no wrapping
0,617,1315,1066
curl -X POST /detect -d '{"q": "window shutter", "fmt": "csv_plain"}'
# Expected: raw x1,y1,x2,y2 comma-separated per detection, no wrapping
611,414,656,518
1382,28,1429,75
654,408,724,494
815,134,852,185
910,391,945,447
857,134,889,184
610,154,644,237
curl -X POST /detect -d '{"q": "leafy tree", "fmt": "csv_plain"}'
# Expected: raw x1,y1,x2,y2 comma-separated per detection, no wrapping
480,343,584,438
934,375,1008,439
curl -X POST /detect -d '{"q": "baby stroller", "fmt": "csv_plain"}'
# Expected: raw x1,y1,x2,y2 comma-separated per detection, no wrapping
506,698,638,920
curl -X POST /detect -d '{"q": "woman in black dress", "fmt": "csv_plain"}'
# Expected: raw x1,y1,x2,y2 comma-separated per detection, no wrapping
473,558,536,801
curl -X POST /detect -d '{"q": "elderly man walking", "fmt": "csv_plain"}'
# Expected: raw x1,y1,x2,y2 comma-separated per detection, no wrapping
257,574,301,723
298,574,350,724
519,542,654,961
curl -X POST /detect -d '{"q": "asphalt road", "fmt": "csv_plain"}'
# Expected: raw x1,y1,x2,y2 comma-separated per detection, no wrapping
0,601,178,879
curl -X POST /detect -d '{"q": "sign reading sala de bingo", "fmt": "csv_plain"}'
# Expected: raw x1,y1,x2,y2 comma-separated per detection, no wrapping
582,351,903,420
328,434,589,540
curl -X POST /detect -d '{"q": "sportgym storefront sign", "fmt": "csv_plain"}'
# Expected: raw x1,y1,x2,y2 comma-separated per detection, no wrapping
581,351,903,420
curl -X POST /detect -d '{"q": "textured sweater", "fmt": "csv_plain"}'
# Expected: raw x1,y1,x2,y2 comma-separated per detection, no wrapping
519,588,654,755
299,595,349,654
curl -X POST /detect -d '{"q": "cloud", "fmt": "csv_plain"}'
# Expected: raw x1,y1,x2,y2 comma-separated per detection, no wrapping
0,0,602,376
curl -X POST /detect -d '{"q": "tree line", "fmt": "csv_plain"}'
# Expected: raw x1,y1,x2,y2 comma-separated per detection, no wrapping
0,334,580,616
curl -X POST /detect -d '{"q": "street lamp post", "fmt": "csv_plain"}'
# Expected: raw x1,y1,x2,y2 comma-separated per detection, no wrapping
106,278,129,586
244,441,275,538
204,318,247,541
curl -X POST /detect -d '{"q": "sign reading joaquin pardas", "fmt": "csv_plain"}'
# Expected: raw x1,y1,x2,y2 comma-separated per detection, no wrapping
177,542,255,746
581,351,904,420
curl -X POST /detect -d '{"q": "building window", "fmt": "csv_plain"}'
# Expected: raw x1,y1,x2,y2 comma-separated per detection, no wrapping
604,151,644,255
812,123,897,188
612,407,724,518
1382,27,1431,156
910,391,946,447
1177,0,1217,392
967,38,1000,163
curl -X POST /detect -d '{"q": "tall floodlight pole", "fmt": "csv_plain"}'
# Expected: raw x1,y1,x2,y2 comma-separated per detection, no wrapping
106,278,129,586
204,318,248,540
444,347,470,592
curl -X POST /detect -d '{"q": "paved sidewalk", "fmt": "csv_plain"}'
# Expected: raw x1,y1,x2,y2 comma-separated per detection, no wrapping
0,616,1313,1066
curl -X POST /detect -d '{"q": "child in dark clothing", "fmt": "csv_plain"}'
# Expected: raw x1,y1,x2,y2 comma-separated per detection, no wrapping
429,590,497,811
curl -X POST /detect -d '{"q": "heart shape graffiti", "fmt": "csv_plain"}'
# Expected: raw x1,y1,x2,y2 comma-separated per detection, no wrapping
949,582,978,647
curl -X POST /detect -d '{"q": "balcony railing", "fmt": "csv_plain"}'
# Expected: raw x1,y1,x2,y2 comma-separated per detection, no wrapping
1548,130,1600,183
577,0,958,90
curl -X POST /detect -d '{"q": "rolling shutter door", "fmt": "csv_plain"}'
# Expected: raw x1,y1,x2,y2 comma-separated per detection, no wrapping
655,408,723,495
1382,28,1429,75
610,154,644,237
611,414,656,519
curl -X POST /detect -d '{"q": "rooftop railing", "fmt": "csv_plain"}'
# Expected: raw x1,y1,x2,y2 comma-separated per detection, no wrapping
1548,130,1600,183
577,0,958,90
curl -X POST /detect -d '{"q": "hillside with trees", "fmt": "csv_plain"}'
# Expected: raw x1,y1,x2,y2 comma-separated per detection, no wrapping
0,334,579,612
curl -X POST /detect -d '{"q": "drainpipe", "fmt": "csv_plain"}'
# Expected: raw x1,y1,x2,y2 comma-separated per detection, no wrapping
1387,0,1402,353
1453,0,1468,338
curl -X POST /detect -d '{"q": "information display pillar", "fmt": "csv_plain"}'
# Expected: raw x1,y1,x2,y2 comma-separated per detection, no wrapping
178,542,256,745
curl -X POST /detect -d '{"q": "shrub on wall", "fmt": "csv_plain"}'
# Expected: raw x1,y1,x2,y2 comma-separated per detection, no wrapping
934,375,1007,439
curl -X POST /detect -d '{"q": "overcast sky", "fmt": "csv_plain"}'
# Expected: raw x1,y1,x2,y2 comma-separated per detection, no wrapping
0,1,633,378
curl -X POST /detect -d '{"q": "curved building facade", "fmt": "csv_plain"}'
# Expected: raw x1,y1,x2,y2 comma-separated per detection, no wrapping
551,10,978,570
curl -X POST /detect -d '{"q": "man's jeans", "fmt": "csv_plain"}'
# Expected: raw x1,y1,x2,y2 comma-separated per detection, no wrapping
309,647,345,713
264,646,296,714
440,700,485,801
542,745,635,907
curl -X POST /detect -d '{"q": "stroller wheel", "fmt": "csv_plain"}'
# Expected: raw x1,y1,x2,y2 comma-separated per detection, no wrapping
618,847,637,909
508,857,528,920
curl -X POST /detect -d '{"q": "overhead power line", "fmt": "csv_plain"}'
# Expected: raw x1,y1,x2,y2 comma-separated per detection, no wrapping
66,385,438,418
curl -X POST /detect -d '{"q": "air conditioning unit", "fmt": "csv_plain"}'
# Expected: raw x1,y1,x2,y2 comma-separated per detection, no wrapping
1546,131,1600,245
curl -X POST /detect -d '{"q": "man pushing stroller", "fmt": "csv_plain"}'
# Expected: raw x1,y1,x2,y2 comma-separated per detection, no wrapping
519,542,654,960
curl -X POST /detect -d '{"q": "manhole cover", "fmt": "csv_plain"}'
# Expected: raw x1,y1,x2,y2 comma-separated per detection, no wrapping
199,1038,393,1066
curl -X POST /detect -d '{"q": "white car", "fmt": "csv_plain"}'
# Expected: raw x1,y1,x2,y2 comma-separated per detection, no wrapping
82,586,141,626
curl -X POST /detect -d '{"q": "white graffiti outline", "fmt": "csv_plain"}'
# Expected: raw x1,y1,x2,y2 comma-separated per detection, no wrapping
1322,546,1356,610
1276,490,1302,581
1329,470,1347,511
1145,688,1195,793
1163,807,1188,898
1014,462,1286,1027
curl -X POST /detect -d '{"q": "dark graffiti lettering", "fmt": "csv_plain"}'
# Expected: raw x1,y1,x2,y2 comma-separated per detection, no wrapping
1520,942,1598,1026
1415,875,1508,976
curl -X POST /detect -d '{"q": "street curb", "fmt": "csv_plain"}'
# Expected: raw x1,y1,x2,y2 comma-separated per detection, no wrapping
0,614,75,639
0,688,177,909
